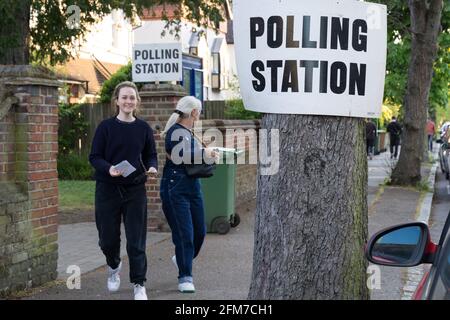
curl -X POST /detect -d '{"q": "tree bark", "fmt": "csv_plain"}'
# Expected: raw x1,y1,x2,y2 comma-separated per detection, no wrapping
0,0,31,65
391,0,443,185
248,115,369,300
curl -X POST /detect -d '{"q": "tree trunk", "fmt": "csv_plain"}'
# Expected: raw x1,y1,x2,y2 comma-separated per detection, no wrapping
0,0,31,65
248,115,369,300
391,0,443,185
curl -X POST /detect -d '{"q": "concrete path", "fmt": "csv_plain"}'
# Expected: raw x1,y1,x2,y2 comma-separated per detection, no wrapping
17,149,439,300
57,223,171,279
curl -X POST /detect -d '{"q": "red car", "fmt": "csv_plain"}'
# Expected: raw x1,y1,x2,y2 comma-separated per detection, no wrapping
365,213,450,300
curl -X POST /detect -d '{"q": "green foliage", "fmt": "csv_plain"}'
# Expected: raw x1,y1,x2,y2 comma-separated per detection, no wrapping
58,102,93,180
57,153,93,180
99,62,133,103
224,99,261,120
0,0,226,65
58,103,88,154
435,100,450,129
383,39,410,106
415,180,431,193
58,180,95,211
380,104,400,129
370,0,449,118
429,31,450,117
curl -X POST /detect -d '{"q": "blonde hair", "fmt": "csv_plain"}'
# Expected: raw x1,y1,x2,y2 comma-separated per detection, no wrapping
161,96,202,138
112,81,141,116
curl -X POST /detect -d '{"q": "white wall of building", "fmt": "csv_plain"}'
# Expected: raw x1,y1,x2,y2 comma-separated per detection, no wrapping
134,20,238,101
77,10,133,65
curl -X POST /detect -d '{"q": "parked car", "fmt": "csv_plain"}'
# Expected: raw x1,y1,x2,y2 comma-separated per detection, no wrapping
438,124,450,179
438,143,450,179
365,212,450,300
439,122,450,137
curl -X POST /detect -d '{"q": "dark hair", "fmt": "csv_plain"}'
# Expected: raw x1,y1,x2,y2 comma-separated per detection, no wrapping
112,81,141,116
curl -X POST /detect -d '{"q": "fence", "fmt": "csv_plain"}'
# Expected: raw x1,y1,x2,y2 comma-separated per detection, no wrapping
77,103,115,154
203,100,230,120
61,100,232,154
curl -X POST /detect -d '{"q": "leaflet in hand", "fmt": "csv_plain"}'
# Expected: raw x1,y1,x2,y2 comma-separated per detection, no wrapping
113,160,136,177
213,147,236,153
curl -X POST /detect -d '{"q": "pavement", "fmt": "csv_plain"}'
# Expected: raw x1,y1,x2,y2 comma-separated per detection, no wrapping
10,149,440,300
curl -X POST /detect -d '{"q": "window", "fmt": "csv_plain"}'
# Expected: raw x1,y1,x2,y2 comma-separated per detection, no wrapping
189,47,198,56
181,53,203,103
194,70,203,100
211,52,220,90
188,32,200,56
70,84,79,98
182,68,191,94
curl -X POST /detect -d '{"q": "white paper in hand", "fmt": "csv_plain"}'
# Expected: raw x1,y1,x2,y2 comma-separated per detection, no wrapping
113,160,136,178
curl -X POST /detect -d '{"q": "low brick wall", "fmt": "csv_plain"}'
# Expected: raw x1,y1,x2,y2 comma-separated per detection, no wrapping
235,164,258,205
138,84,260,231
201,119,260,207
0,66,59,296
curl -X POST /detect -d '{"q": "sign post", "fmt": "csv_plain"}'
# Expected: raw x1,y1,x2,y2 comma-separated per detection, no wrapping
132,43,182,83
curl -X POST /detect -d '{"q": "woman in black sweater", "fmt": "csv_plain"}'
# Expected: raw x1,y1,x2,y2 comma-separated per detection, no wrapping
89,81,157,300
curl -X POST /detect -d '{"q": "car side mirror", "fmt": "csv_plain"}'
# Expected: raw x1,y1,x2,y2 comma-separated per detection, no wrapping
365,222,437,267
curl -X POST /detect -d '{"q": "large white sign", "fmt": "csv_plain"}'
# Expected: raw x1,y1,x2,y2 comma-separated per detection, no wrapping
132,43,182,82
233,0,387,118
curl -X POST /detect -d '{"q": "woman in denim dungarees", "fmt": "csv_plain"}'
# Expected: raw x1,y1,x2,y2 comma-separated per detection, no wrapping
160,96,218,293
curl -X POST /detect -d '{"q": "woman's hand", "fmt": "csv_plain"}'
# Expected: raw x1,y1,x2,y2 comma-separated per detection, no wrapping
109,166,122,177
147,167,158,178
205,147,220,162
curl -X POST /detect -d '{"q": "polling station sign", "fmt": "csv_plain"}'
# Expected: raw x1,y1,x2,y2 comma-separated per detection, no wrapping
132,43,182,82
233,0,387,118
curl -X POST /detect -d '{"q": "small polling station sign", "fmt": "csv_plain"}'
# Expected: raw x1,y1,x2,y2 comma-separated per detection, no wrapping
233,0,387,118
132,43,182,82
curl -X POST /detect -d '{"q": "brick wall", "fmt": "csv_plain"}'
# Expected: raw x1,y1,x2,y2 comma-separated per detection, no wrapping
0,99,16,183
0,66,59,296
202,120,260,206
138,83,260,231
138,84,186,231
235,164,258,204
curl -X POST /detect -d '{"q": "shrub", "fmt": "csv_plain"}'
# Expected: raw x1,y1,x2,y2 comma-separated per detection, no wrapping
224,99,261,120
58,103,88,154
58,153,94,180
99,62,144,103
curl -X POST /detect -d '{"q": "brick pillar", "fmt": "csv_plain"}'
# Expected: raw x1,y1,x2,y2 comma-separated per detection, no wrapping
0,66,59,296
139,84,186,231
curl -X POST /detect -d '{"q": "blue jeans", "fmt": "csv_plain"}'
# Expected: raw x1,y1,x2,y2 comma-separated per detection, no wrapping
160,165,206,283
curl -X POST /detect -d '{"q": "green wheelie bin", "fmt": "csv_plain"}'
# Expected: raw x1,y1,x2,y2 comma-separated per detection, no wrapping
200,148,243,234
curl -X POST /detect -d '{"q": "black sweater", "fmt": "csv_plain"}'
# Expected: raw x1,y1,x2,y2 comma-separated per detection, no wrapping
89,117,158,185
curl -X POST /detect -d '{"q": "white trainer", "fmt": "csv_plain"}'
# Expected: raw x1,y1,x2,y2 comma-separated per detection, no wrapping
107,261,122,292
134,284,148,300
171,255,178,270
178,282,195,293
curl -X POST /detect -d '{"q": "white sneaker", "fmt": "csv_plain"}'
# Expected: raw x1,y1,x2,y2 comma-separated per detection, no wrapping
133,284,148,300
107,261,122,292
172,255,178,270
178,282,195,293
